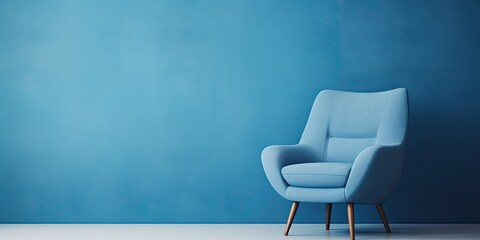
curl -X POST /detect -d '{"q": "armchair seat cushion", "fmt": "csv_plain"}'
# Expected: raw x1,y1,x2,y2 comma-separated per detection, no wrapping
281,162,352,188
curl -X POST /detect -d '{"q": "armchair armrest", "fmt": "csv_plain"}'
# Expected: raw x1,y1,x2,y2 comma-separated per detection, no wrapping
345,144,405,203
261,144,316,198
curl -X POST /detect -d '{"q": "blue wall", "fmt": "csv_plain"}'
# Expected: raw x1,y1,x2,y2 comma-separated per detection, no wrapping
1,0,479,223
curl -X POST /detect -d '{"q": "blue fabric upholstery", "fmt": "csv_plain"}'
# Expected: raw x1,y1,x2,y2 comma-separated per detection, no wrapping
282,162,352,188
262,88,408,204
286,187,346,203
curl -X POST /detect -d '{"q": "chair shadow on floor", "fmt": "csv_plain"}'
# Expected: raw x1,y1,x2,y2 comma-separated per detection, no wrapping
287,224,480,240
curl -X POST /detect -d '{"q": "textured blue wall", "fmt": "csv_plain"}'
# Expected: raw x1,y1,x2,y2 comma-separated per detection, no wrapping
1,0,479,223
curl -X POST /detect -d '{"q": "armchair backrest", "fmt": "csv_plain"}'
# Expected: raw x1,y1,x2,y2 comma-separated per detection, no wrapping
299,88,408,163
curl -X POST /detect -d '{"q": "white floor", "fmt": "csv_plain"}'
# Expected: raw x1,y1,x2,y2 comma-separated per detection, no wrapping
1,224,479,240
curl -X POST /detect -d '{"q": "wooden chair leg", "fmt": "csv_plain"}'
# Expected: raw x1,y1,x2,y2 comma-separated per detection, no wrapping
284,201,299,236
325,203,332,230
347,203,355,240
376,204,391,233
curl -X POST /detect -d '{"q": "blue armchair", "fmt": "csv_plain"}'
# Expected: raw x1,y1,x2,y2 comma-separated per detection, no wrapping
262,88,408,240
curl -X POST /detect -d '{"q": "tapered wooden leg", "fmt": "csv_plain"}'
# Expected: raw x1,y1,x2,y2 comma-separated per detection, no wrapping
347,203,355,240
325,203,332,230
376,204,391,233
284,201,299,236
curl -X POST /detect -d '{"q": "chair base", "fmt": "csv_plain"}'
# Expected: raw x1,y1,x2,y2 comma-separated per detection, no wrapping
283,202,392,240
284,201,299,236
347,203,355,240
376,204,392,233
325,203,332,230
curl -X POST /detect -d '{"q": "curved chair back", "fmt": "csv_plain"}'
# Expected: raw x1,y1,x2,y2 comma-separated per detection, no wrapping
300,88,408,163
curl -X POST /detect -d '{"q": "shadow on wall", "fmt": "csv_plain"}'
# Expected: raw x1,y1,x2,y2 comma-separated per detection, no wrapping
391,92,480,223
